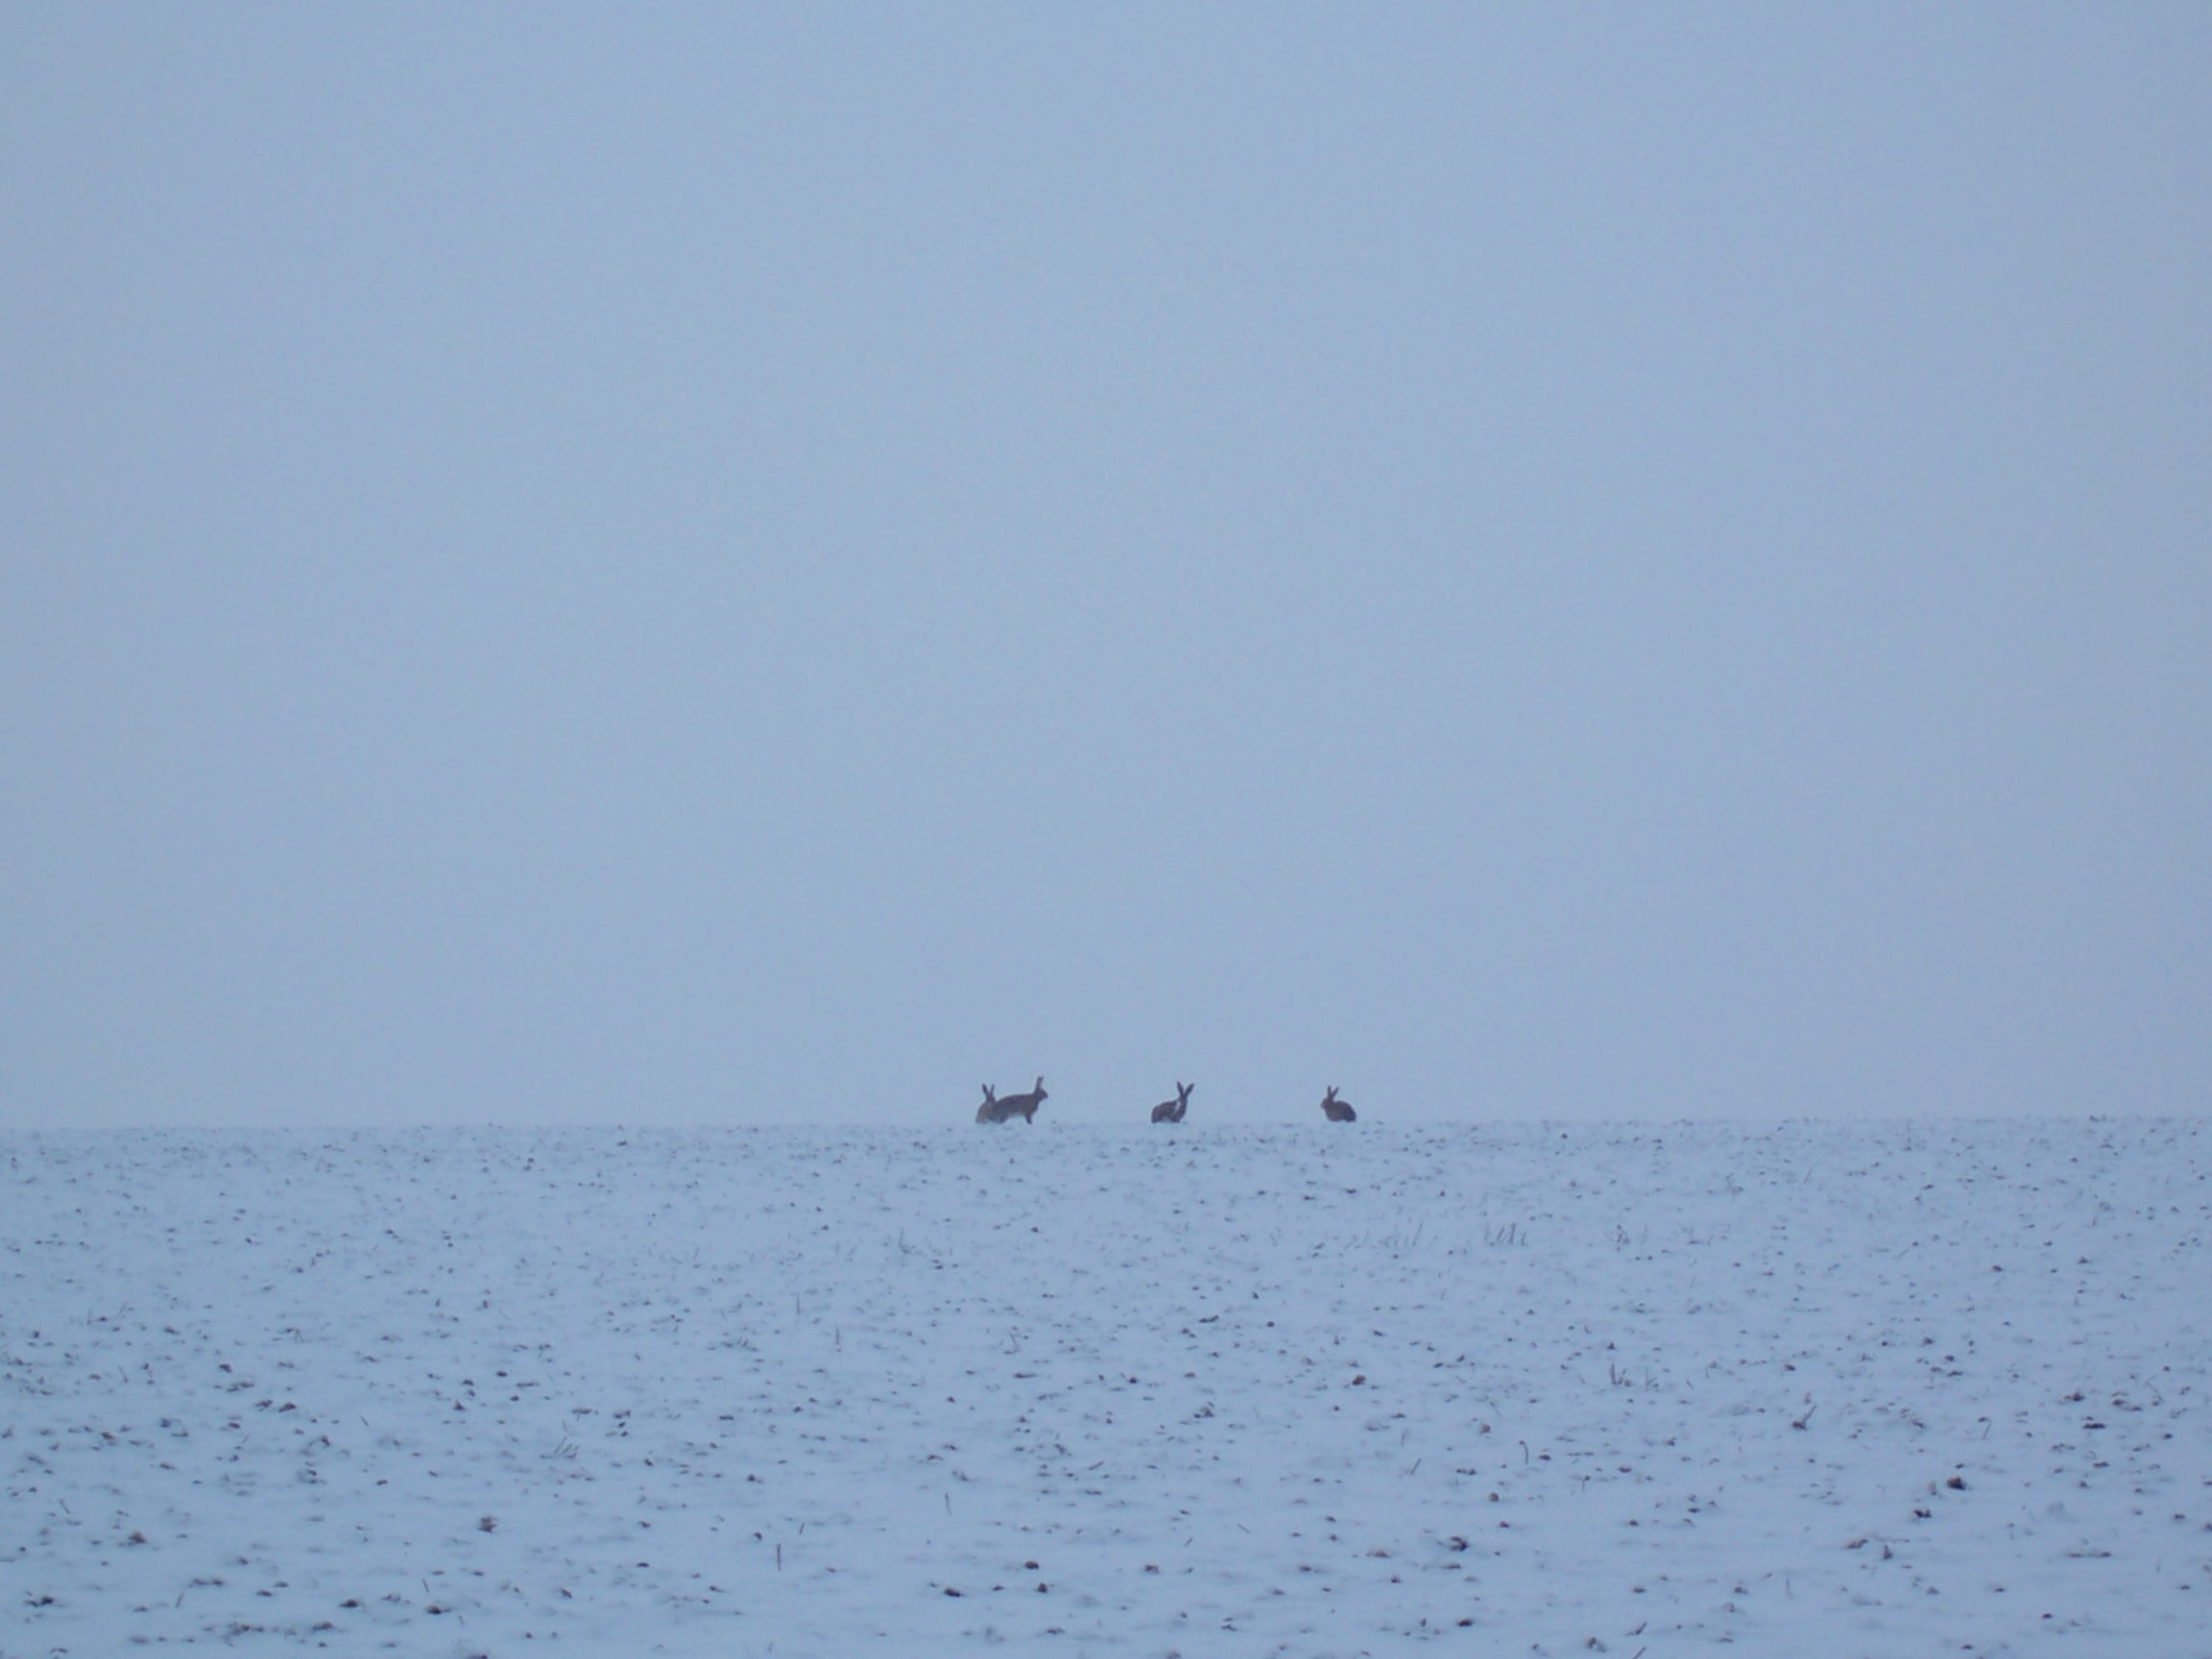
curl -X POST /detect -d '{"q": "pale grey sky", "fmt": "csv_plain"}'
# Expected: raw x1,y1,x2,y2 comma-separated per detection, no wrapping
4,6,2207,1127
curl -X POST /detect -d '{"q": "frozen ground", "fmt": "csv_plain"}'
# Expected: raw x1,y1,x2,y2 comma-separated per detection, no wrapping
4,1119,2208,1657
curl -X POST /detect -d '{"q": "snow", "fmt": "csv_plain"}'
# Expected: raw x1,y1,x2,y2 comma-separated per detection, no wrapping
4,1119,2207,1657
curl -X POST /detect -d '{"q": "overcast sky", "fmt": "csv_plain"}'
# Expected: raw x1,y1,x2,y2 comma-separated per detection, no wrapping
4,6,2206,1129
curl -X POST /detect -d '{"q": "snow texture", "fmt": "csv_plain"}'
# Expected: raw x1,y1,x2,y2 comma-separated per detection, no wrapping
5,1120,2208,1656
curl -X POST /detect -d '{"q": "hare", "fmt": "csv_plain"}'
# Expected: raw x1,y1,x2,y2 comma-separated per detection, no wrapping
981,1075,1046,1123
1319,1085,1357,1122
1150,1081,1192,1123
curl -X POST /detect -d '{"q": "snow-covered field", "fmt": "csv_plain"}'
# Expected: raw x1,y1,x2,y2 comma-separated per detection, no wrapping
5,1119,2207,1657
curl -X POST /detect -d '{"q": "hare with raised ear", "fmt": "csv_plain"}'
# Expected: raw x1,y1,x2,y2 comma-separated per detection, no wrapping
1319,1085,1357,1122
988,1075,1046,1123
975,1083,999,1124
1150,1081,1192,1123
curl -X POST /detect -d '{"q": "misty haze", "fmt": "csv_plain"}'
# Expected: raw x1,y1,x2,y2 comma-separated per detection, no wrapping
4,8,2207,1656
